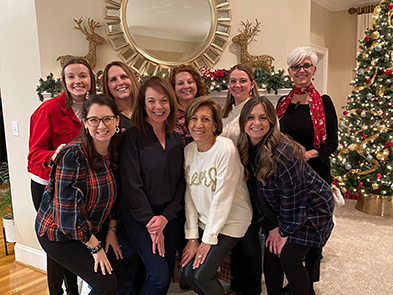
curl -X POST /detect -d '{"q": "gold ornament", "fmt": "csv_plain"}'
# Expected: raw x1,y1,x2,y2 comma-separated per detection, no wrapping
341,188,347,194
372,182,379,190
376,109,383,116
383,149,390,157
371,31,380,39
349,144,356,151
376,152,384,160
232,19,274,72
377,85,386,97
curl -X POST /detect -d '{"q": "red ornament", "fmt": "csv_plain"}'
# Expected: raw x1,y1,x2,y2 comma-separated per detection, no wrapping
385,141,389,148
362,133,368,139
374,99,379,103
376,173,382,179
366,77,371,83
391,102,393,107
385,69,392,75
365,35,371,42
358,182,363,188
390,141,393,147
389,3,393,10
343,110,349,116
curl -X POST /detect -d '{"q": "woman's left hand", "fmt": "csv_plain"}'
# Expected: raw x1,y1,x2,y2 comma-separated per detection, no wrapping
193,242,211,269
304,149,318,161
266,227,288,256
105,231,123,260
146,215,168,236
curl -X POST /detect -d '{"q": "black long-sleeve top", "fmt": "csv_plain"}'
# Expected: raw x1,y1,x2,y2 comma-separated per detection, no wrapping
119,124,185,225
277,94,338,183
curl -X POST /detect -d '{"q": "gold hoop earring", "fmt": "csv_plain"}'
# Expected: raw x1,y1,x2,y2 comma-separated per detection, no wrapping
115,126,120,133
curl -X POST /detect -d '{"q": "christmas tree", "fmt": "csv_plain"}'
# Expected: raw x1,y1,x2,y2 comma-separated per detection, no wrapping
331,0,393,199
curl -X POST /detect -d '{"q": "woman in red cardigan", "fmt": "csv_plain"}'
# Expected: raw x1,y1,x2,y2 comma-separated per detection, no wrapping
28,57,96,295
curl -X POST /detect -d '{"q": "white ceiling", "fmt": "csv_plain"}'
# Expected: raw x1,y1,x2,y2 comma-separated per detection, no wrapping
312,0,380,12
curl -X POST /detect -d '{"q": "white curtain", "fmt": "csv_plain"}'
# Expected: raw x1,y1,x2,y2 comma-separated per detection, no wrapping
357,13,373,46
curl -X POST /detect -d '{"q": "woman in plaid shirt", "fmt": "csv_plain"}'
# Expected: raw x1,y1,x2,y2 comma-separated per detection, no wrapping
36,94,123,295
237,96,334,295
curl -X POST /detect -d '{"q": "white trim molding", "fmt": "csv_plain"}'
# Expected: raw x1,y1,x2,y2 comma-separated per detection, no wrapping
15,243,47,272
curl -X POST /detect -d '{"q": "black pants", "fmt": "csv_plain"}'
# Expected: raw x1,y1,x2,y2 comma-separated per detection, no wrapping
31,179,78,295
182,228,239,295
264,242,312,295
229,218,262,295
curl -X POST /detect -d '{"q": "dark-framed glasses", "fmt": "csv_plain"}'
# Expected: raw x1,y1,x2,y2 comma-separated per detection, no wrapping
290,63,313,72
86,116,116,127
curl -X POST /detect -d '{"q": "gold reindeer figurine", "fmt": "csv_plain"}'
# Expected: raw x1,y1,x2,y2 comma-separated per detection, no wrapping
232,19,274,72
57,17,106,69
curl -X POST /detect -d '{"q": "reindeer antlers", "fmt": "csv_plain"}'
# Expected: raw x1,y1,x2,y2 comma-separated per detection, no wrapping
73,17,102,35
238,19,261,43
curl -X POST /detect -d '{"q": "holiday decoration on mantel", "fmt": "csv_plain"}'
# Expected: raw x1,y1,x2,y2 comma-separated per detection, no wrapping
232,19,274,72
330,0,393,216
56,17,106,69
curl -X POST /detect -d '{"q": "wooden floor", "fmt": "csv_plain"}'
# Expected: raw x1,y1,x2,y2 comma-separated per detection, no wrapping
0,218,48,295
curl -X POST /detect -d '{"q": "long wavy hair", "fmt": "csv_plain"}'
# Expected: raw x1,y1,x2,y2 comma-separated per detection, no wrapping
222,64,259,118
168,64,206,100
80,94,122,170
101,61,140,108
61,57,96,109
237,96,304,184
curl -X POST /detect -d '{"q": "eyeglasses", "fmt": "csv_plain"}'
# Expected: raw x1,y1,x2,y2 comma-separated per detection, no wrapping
86,116,116,127
290,63,313,72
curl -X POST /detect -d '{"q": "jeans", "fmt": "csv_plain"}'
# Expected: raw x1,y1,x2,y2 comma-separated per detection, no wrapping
182,228,239,295
121,211,178,295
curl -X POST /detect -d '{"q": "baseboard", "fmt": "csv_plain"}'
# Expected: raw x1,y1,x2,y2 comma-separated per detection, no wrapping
14,243,46,272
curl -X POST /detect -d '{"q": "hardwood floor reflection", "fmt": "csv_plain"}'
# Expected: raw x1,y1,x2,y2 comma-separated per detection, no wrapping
0,218,48,295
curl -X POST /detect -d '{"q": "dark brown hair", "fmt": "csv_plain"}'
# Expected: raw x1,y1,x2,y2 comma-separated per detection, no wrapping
185,96,223,136
101,61,140,108
61,57,96,109
168,64,206,100
237,96,304,184
131,76,177,133
222,64,259,118
80,94,121,170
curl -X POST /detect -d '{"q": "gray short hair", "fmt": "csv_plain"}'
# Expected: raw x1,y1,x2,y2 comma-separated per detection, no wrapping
287,46,318,67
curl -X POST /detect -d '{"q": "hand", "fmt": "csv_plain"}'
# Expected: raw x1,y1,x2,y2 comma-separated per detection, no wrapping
304,149,318,161
50,143,66,163
92,249,113,276
180,239,199,267
266,227,281,255
146,215,168,237
105,231,123,260
193,242,211,269
150,231,165,257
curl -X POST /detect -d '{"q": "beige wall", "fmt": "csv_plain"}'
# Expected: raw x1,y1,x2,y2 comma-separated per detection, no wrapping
0,0,359,270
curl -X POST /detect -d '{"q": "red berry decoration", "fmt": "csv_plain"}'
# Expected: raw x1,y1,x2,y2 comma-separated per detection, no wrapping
385,69,392,75
365,35,371,42
343,110,349,116
388,3,393,9
362,133,368,139
376,173,382,179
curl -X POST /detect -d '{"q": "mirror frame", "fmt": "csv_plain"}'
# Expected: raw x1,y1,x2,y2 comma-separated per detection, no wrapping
104,0,231,75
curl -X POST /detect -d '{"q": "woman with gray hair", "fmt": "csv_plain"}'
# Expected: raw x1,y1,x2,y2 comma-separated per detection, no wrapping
276,46,338,295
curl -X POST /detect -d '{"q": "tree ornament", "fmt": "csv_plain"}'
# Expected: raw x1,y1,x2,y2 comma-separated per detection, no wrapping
343,110,349,116
366,154,373,161
365,35,371,42
341,188,347,194
362,133,368,139
358,68,364,75
331,158,336,164
345,163,352,170
374,121,380,127
366,92,373,99
366,77,371,83
371,31,380,39
390,141,393,147
376,152,384,160
339,122,345,128
349,144,356,151
376,173,382,179
358,181,363,188
390,183,393,190
375,44,382,52
389,3,393,10
385,69,392,75
361,110,367,117
372,182,379,190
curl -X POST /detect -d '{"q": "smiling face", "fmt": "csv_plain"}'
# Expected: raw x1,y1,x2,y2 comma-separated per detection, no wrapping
144,87,171,127
244,103,270,146
84,104,119,148
175,71,198,109
229,69,255,105
188,105,217,149
107,65,133,101
64,63,91,102
288,57,316,88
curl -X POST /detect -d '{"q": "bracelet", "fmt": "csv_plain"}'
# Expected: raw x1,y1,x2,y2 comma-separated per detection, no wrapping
87,241,103,254
108,226,117,233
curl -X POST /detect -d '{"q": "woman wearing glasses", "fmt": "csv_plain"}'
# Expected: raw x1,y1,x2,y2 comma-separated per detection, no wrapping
276,46,338,295
36,94,122,295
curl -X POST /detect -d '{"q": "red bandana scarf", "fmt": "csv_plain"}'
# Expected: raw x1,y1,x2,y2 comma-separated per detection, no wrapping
276,83,327,148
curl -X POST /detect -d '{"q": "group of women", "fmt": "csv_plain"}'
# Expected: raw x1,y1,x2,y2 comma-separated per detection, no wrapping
29,46,337,295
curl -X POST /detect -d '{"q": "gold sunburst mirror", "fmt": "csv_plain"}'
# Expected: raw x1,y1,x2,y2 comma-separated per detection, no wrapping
104,0,231,75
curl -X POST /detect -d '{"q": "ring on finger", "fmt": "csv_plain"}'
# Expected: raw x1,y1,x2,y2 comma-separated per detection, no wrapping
198,255,202,259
